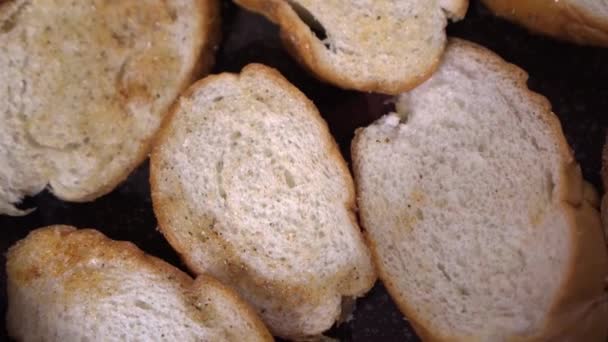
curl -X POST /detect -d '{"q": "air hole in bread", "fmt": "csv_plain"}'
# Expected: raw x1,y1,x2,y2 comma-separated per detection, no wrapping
457,287,470,297
415,208,424,220
437,263,451,282
545,172,555,201
285,0,329,48
0,16,15,33
231,131,241,141
284,169,296,188
65,143,81,150
215,160,227,200
530,136,541,151
134,300,153,311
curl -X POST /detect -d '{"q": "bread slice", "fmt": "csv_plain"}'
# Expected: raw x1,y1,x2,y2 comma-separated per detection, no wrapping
6,225,273,341
352,38,608,341
231,0,468,94
0,0,220,216
481,0,608,47
150,63,376,339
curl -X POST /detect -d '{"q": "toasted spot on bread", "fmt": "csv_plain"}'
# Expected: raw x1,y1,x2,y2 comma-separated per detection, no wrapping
0,0,219,215
233,0,468,94
6,226,272,341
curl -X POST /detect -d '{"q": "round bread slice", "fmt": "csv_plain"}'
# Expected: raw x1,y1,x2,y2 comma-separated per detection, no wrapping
6,226,273,342
481,0,608,47
232,0,468,94
352,38,608,341
150,63,376,339
0,0,220,215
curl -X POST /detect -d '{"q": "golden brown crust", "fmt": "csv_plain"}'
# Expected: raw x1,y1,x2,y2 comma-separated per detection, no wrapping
279,31,443,95
7,225,273,341
481,0,608,47
150,63,376,338
8,225,193,290
352,38,608,341
233,0,449,95
186,0,222,84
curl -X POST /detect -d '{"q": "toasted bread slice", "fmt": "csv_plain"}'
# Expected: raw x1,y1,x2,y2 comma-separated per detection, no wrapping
352,38,608,341
6,226,273,341
150,64,376,339
0,0,220,215
481,0,608,47
232,0,468,94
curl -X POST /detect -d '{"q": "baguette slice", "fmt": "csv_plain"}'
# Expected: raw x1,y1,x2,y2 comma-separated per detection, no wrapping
0,0,220,216
352,38,608,341
232,0,468,94
6,226,273,342
481,0,608,47
151,63,376,339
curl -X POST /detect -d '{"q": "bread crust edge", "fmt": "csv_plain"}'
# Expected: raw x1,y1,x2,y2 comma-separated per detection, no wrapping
150,63,377,339
6,225,273,341
232,0,466,94
481,0,608,47
351,38,608,341
46,0,221,203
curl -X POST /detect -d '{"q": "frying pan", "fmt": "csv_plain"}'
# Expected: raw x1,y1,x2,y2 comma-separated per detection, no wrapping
1,1,607,340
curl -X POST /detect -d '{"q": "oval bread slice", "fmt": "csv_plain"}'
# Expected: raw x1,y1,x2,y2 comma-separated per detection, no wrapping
232,0,468,94
0,0,220,215
150,64,376,339
481,0,608,47
352,38,608,341
6,226,273,342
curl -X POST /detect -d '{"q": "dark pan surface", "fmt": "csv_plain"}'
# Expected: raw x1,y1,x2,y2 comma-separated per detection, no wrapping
1,1,607,341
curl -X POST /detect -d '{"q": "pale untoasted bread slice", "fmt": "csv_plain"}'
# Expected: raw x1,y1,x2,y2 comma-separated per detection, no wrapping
151,64,376,339
232,0,468,94
0,0,220,215
481,0,608,47
6,226,273,342
352,39,608,341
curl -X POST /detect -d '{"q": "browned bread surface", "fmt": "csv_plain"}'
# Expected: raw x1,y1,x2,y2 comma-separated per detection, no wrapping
6,225,273,341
